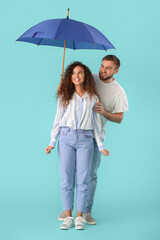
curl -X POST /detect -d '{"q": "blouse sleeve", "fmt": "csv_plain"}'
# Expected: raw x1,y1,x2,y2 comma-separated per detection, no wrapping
49,98,65,147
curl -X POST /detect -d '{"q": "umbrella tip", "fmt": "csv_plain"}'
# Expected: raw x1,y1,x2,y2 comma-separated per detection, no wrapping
67,8,70,18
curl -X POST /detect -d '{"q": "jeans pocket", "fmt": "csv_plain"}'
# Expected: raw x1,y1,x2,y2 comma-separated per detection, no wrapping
60,127,70,136
84,131,93,138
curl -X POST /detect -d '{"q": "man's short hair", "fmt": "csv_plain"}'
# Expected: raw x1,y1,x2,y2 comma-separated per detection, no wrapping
102,55,120,69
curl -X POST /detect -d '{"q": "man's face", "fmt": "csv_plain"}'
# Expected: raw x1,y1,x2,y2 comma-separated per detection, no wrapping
99,60,119,81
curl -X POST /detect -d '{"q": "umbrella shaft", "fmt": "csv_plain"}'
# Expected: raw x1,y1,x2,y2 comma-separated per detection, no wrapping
61,40,66,83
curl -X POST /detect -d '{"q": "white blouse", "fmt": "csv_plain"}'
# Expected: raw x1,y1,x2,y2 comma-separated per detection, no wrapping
49,92,105,151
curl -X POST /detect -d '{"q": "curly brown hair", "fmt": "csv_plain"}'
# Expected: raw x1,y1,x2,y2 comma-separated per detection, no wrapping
57,61,99,106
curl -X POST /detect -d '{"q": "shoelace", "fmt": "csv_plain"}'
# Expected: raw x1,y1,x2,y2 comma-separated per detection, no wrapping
85,213,91,217
75,217,83,224
63,217,73,224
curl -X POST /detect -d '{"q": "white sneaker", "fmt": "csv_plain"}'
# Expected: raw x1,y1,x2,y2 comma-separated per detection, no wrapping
82,213,96,225
74,216,85,230
60,217,74,230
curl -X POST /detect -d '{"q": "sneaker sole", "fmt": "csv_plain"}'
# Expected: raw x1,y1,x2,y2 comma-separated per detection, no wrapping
82,218,96,225
75,226,85,230
58,217,66,221
60,224,73,230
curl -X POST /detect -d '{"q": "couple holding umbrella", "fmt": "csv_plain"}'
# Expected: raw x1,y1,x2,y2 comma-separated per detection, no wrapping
17,9,128,230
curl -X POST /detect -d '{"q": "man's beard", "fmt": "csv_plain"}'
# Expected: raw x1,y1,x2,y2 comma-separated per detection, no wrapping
99,72,113,81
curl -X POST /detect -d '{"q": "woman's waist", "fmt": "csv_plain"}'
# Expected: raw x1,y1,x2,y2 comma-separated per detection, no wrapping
60,126,93,133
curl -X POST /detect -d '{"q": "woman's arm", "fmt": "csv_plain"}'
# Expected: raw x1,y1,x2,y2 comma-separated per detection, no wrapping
49,98,65,148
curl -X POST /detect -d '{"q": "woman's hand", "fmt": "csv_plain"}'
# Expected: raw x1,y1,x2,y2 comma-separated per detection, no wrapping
45,146,54,154
101,149,109,156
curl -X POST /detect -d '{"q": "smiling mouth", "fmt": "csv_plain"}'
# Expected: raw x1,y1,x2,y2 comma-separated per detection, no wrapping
101,73,107,77
74,79,81,82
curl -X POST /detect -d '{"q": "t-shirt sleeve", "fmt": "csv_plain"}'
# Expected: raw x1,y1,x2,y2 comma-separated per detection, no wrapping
114,89,129,113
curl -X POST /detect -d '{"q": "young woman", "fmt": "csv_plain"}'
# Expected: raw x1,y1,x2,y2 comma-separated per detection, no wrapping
45,62,109,230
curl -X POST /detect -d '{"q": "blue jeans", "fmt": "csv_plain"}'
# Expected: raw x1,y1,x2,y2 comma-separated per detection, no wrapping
58,127,94,212
84,139,102,213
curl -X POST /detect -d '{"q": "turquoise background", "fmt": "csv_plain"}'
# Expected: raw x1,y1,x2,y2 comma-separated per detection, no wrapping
0,0,160,239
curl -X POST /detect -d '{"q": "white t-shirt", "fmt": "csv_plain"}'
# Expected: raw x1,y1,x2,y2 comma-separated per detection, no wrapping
93,73,129,139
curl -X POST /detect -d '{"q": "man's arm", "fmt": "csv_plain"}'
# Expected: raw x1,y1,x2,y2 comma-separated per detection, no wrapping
94,102,124,124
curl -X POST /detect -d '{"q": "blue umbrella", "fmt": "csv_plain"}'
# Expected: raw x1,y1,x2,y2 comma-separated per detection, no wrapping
16,9,115,82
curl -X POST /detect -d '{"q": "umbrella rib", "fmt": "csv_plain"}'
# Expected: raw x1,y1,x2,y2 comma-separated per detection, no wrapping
81,23,95,44
54,19,66,39
37,38,42,46
73,40,75,50
102,44,107,51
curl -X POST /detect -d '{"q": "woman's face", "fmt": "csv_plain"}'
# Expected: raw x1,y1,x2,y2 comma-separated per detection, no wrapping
71,66,85,87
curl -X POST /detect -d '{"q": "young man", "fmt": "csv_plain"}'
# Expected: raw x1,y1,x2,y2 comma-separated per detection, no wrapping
58,55,129,224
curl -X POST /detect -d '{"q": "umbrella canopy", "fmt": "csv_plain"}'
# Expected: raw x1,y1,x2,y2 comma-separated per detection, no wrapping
16,18,115,51
16,9,115,81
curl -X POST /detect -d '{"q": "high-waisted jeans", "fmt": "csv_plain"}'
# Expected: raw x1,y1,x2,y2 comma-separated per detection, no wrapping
58,127,94,212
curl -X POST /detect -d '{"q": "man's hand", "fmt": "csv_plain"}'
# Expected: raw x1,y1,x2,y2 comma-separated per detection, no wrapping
45,146,54,154
94,102,124,124
101,149,109,156
94,102,105,115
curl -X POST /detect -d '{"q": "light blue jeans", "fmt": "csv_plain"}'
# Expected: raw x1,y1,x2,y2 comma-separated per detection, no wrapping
58,127,94,212
84,139,102,214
